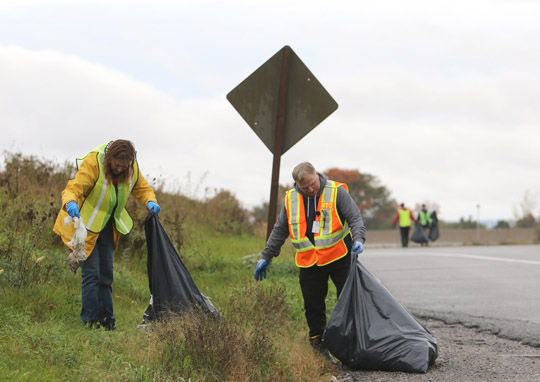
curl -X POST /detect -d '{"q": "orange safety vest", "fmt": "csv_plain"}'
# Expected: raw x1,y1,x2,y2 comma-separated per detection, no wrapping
285,180,350,267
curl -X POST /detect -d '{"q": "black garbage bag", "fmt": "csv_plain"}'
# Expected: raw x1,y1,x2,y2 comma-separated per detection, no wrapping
429,211,439,242
142,213,219,321
411,225,429,244
323,256,438,373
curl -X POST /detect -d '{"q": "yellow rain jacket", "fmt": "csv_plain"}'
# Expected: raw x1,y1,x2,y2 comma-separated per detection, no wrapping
53,147,157,257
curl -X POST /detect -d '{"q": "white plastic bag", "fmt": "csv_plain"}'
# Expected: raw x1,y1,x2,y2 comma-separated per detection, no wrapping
64,216,87,273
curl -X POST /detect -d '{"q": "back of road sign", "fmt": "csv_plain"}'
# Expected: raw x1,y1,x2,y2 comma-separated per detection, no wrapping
226,45,338,154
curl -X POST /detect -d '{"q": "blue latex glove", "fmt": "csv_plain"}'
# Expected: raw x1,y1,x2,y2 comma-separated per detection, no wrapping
147,201,161,214
352,241,364,255
66,201,80,218
254,259,269,281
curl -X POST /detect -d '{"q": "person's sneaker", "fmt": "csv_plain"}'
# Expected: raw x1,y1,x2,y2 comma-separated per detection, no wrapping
310,335,339,364
100,318,115,331
309,334,323,350
85,320,101,329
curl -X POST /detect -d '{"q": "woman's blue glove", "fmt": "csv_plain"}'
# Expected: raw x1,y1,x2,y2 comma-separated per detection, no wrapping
352,241,364,255
254,259,269,281
66,201,80,218
147,201,161,214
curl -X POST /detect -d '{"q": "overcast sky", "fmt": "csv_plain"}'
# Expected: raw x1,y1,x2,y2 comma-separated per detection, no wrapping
1,0,539,222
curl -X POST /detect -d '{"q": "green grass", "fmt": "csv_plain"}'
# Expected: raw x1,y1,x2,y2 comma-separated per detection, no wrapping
0,233,337,381
0,153,339,381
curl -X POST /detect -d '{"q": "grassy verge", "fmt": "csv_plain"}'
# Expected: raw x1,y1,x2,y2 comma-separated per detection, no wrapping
0,232,337,382
0,153,339,382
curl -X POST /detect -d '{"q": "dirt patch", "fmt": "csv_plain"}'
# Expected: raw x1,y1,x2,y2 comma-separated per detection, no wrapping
331,317,540,382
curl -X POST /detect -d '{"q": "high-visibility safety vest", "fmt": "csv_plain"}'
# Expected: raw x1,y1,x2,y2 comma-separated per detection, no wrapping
78,142,139,235
418,210,431,226
398,208,412,227
285,180,350,268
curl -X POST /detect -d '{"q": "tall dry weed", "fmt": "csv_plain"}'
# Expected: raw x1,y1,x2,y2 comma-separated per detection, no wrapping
152,308,278,382
148,282,334,382
0,152,71,286
223,280,290,329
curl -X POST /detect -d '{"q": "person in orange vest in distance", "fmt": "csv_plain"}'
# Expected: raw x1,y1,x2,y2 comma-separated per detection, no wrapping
253,162,366,353
392,203,417,248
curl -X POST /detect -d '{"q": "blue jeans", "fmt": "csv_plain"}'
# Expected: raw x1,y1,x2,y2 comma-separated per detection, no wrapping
80,224,115,324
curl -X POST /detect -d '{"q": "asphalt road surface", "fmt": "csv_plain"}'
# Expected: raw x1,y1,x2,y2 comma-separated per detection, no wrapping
330,245,540,381
359,244,540,346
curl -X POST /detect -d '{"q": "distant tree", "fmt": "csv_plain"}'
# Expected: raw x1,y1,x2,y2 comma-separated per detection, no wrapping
439,216,486,229
251,201,269,223
250,168,397,229
515,213,537,228
205,189,251,234
493,220,511,229
513,190,537,228
323,168,396,229
250,184,289,224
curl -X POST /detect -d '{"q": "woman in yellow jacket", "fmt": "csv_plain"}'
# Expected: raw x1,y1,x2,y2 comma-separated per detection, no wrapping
54,140,160,330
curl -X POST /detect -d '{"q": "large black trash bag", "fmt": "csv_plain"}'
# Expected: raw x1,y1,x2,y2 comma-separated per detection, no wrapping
411,225,429,244
323,255,438,373
429,211,439,242
142,212,219,320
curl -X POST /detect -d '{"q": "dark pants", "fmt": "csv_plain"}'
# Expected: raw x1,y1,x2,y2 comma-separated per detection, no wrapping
400,226,410,247
80,224,115,324
421,225,430,246
299,253,351,337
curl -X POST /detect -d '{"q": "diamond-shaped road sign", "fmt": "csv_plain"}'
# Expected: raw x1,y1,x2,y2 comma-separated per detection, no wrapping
227,45,338,239
227,45,338,155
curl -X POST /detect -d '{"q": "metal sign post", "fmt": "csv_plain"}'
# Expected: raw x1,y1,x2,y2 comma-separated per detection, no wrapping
227,45,338,239
267,47,290,239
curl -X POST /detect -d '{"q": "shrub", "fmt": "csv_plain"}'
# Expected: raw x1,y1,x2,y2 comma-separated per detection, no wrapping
152,308,278,382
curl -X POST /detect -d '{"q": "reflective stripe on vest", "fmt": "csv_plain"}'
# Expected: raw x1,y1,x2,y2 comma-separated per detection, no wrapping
285,181,350,267
79,142,139,235
398,208,412,227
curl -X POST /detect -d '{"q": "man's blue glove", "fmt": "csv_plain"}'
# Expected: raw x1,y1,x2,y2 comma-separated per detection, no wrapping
66,201,80,218
147,201,161,214
352,241,364,255
254,259,269,281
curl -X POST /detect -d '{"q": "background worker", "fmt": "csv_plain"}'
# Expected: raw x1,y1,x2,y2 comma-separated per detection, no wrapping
253,162,366,351
54,140,161,330
417,204,432,246
392,203,417,248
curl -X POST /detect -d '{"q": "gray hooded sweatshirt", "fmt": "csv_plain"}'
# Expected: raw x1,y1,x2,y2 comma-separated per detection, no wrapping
261,173,366,262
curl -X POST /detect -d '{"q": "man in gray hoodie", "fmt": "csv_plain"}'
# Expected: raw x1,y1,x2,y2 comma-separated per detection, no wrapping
254,162,366,350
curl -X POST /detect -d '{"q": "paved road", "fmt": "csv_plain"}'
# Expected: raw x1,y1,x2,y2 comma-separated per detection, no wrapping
359,245,540,346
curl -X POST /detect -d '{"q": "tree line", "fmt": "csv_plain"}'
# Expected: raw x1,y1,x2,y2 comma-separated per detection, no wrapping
252,167,539,231
1,152,537,231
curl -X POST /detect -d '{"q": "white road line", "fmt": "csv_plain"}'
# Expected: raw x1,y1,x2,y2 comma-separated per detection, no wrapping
429,253,540,266
367,251,540,266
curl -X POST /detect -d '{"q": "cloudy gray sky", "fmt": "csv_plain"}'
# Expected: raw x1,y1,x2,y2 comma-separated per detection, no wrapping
1,0,539,222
